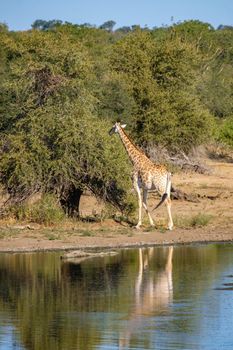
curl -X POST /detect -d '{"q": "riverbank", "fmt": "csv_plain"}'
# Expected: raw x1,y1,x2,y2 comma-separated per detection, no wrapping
0,224,233,253
0,159,233,253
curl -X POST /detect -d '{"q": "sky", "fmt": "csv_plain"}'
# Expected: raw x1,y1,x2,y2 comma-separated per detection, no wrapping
0,0,233,31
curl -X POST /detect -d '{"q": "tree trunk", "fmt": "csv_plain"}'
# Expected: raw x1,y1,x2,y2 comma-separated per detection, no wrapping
60,185,83,217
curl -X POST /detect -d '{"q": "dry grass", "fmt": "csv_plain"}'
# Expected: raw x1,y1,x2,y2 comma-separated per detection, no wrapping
174,213,213,229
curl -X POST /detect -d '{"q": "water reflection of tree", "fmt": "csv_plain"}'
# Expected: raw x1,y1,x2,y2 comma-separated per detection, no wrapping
0,252,132,350
0,245,231,350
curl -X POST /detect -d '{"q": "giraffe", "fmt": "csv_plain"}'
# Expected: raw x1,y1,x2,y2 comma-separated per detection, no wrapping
109,122,173,230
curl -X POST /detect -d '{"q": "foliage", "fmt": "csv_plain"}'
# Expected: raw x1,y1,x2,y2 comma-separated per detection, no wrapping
31,19,63,30
99,20,116,32
0,19,233,218
110,30,214,151
0,23,8,32
8,194,65,225
216,117,233,148
0,28,133,215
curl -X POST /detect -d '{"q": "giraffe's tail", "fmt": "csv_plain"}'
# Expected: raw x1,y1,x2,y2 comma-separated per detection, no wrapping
152,193,168,211
152,172,171,211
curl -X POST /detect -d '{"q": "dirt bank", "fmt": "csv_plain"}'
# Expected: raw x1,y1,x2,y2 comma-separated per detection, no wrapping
0,159,233,253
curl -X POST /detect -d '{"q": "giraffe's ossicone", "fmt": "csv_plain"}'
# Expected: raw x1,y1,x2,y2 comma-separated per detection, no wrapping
109,122,173,230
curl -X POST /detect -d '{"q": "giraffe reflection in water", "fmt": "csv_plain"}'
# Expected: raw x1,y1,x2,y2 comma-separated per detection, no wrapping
119,246,173,349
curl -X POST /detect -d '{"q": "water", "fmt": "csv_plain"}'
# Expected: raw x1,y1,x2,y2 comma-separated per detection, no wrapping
0,244,233,350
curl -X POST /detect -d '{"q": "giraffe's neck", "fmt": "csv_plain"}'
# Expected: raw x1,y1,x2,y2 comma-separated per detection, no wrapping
118,127,151,167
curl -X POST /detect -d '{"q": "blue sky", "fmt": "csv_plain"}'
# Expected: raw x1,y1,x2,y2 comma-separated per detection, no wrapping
0,0,232,31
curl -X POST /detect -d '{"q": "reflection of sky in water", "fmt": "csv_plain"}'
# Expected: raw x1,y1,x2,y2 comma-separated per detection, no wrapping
0,323,24,350
0,245,232,350
197,270,233,350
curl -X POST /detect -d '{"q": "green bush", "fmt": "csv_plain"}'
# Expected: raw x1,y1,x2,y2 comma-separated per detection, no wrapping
9,195,65,225
217,117,233,148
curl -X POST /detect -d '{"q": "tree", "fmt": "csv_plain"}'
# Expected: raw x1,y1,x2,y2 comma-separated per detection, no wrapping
99,20,116,32
0,23,8,32
197,26,233,118
110,30,214,151
0,29,133,216
31,19,63,31
1,19,233,221
217,25,233,31
115,26,132,34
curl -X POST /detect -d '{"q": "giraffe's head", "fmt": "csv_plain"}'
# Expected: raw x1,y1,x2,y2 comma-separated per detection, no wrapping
109,122,126,136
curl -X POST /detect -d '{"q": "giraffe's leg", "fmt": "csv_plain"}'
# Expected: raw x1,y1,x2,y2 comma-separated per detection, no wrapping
165,197,173,230
133,176,142,229
142,189,154,227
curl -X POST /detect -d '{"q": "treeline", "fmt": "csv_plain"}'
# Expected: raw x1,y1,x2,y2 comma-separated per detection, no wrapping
0,20,233,219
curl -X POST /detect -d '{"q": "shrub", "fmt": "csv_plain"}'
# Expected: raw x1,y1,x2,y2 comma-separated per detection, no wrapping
175,213,212,228
8,195,65,225
217,117,233,148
